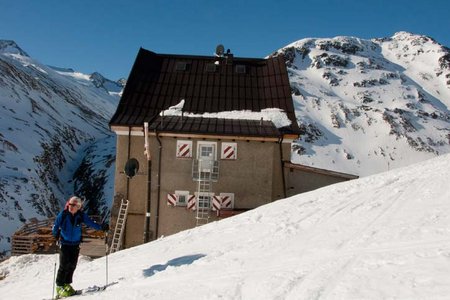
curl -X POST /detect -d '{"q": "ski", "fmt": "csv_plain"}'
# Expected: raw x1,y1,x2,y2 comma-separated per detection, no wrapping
43,281,118,299
79,281,118,295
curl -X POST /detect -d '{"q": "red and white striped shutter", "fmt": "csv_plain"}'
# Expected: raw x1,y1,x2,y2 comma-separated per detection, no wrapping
221,143,237,160
167,193,178,206
186,195,196,211
176,140,192,158
220,193,234,209
211,195,222,211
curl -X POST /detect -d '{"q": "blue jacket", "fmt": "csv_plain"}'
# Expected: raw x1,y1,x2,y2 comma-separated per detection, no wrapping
52,210,102,245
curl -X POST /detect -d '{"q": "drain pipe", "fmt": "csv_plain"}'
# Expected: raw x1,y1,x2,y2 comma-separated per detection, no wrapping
154,130,162,238
278,135,287,198
143,122,152,243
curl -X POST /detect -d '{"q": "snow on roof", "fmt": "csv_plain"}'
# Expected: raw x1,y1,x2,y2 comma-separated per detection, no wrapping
161,99,292,128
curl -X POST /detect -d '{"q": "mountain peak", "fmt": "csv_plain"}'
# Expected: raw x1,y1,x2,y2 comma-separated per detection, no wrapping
274,32,450,176
0,40,29,57
90,71,106,86
388,31,441,47
89,71,125,94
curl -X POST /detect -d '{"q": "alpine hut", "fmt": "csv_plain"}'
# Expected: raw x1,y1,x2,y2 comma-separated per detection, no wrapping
108,47,357,250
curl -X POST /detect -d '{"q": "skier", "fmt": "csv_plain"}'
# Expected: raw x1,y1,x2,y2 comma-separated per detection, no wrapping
52,196,109,298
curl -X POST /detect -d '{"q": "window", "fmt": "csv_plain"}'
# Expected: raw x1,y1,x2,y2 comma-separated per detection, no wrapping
205,63,217,73
175,190,189,206
175,62,189,71
201,145,213,158
197,142,217,160
197,194,211,209
235,64,246,74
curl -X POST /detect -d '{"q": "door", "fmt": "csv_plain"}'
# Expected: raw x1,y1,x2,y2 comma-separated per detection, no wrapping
197,142,216,173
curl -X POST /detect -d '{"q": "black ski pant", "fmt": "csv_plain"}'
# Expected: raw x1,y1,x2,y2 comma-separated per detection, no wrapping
56,244,80,286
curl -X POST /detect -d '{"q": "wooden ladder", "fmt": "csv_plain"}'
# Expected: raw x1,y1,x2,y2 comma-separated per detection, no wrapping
109,199,129,253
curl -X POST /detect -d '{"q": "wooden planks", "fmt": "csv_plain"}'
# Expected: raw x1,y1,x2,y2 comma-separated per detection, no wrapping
11,217,105,257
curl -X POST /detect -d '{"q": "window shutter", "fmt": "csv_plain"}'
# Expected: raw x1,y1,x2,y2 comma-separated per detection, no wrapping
176,140,192,158
221,143,237,160
212,195,221,211
167,193,178,206
186,195,196,211
220,193,234,209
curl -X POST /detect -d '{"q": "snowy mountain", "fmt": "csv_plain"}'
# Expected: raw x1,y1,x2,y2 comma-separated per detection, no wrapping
0,40,123,257
1,31,449,259
274,31,450,176
1,153,449,299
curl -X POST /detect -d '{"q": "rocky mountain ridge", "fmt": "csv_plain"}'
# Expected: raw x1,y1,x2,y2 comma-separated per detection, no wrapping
273,31,450,176
0,40,29,57
0,40,123,257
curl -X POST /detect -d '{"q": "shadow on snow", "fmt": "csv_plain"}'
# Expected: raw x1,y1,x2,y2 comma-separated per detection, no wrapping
142,254,206,277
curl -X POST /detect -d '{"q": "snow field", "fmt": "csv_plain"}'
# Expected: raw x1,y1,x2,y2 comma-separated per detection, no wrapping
1,154,450,299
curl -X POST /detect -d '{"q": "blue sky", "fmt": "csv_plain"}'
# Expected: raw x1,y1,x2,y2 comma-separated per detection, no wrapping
1,0,449,80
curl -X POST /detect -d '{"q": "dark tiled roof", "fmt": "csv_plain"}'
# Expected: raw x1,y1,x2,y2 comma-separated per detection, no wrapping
110,48,300,137
149,116,281,138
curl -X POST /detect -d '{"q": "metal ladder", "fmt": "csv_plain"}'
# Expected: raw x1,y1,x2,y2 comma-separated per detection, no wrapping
110,199,129,253
196,159,212,226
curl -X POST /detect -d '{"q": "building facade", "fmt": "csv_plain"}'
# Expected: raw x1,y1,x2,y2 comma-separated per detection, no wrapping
109,48,357,249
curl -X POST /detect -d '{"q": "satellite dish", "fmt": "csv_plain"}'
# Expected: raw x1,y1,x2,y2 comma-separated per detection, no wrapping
124,158,139,178
215,44,225,57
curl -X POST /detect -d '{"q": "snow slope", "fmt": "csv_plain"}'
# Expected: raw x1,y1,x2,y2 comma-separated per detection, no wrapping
1,154,449,299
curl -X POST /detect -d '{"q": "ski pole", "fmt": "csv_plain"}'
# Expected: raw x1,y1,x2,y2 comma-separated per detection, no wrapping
52,241,59,300
105,231,109,286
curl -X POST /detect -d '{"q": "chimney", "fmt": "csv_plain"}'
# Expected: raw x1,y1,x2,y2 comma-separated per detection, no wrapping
225,49,233,64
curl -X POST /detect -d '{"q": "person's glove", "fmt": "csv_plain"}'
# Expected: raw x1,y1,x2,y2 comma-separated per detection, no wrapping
53,232,60,246
101,223,110,232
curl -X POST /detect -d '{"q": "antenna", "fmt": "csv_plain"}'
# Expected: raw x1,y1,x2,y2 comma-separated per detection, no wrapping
215,44,225,57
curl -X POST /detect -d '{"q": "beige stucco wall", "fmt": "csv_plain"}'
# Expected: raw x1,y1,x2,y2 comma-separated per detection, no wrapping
112,132,285,248
111,132,356,250
284,168,351,197
156,137,281,237
271,142,291,201
113,133,148,247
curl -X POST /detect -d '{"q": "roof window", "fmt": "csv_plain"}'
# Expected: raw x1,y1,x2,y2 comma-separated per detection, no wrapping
235,64,247,74
175,62,189,71
205,63,217,73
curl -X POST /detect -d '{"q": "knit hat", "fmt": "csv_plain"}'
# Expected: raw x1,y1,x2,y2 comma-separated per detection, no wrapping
65,196,82,210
